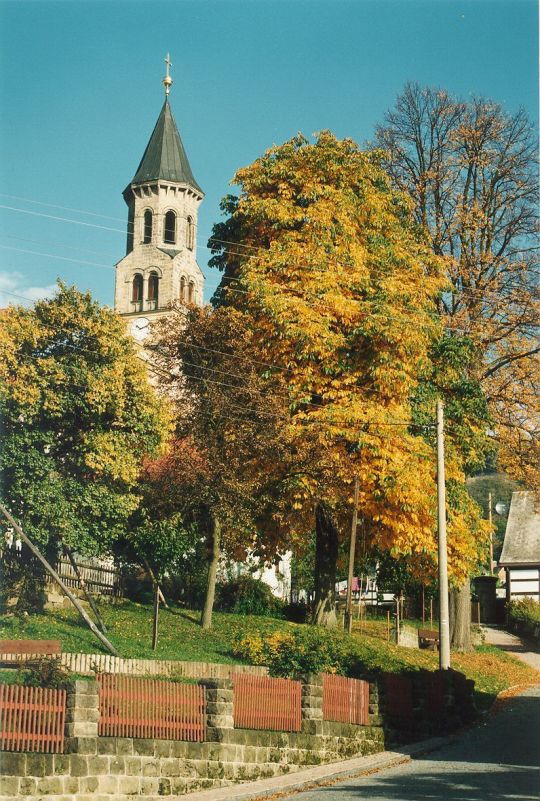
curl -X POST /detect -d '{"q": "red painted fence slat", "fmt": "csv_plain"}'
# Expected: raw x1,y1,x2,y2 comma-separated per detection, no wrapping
322,674,370,726
97,674,205,742
0,684,66,753
233,674,301,732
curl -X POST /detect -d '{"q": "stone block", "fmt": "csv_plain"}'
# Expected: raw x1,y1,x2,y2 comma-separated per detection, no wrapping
118,774,141,795
0,752,26,776
97,738,117,755
116,737,134,755
66,736,97,755
0,776,18,796
204,688,233,703
133,738,156,756
17,776,37,795
141,758,160,777
35,774,63,794
52,754,69,775
170,776,188,793
158,777,171,795
125,756,143,775
198,678,232,691
87,755,109,775
160,758,182,777
66,721,98,738
62,775,80,793
140,776,160,795
108,755,126,773
69,755,89,777
96,774,119,794
154,740,172,758
170,740,189,758
79,775,99,793
205,701,233,716
206,714,234,729
24,754,47,777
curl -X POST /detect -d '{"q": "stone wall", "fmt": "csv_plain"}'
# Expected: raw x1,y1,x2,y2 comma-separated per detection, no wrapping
0,676,384,801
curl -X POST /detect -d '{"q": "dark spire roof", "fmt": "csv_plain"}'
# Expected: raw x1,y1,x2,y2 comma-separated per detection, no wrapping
131,100,202,192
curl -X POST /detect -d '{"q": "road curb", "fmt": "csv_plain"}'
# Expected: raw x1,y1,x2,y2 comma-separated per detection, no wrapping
183,736,450,801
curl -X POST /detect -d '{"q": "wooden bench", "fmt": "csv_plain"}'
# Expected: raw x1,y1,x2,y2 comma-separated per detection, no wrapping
0,640,61,665
418,629,439,650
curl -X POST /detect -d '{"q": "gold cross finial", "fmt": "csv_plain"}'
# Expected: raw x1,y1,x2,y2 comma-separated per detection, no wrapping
163,53,173,97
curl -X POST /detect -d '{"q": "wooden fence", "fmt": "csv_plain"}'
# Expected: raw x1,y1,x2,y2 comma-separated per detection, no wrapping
54,556,122,597
1,547,123,597
383,674,414,723
233,674,301,732
0,684,66,753
322,674,369,726
97,674,205,741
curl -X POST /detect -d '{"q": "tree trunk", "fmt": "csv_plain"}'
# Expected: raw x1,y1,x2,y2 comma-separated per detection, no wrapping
311,504,339,627
201,510,220,630
449,579,472,652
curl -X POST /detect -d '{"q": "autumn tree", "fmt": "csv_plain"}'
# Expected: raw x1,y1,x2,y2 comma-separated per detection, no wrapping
207,131,476,626
0,284,169,607
375,84,539,489
151,305,290,628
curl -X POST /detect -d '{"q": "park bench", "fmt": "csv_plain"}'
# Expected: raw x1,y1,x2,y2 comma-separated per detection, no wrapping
418,629,439,650
0,640,61,666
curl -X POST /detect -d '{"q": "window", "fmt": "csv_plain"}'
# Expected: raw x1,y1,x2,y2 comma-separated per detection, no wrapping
164,210,176,244
188,281,195,304
148,271,159,310
132,274,143,311
186,216,195,250
180,276,186,302
143,210,153,244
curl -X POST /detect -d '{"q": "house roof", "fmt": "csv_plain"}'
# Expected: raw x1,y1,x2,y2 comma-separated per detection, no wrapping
130,100,202,193
499,491,540,566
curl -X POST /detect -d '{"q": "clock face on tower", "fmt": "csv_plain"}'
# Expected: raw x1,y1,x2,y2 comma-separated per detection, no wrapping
130,317,149,341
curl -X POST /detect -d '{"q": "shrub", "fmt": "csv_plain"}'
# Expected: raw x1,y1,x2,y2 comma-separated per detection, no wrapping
507,598,540,626
216,575,284,618
15,657,72,690
233,627,352,677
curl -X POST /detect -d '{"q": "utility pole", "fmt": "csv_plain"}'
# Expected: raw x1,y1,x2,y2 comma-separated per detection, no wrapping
488,491,494,575
436,399,451,670
344,475,359,633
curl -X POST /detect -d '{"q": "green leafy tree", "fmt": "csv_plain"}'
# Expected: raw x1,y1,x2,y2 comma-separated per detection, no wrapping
0,283,169,607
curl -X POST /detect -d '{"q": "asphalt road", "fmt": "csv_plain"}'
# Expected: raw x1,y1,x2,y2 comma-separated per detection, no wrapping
276,685,540,801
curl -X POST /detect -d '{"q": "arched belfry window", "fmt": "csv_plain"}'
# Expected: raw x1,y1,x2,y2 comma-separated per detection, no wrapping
132,274,143,311
188,281,195,304
164,211,176,244
148,271,159,310
143,210,153,244
180,276,186,302
186,216,195,251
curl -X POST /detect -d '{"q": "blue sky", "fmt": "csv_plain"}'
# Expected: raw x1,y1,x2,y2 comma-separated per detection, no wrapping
0,0,537,307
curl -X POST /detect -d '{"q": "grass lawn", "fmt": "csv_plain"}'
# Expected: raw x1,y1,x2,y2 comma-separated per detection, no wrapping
1,601,538,710
0,601,297,663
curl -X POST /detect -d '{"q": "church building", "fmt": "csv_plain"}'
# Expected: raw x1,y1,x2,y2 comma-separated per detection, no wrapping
114,56,204,340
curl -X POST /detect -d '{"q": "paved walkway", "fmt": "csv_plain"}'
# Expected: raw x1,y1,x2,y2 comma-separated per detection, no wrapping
483,624,540,670
267,685,540,801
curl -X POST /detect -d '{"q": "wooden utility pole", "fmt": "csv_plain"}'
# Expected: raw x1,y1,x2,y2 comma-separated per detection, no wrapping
0,504,119,656
62,541,108,634
152,584,160,650
488,491,494,575
436,399,451,670
344,475,360,633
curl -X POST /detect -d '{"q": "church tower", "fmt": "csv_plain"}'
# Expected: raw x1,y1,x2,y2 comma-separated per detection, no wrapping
114,56,204,340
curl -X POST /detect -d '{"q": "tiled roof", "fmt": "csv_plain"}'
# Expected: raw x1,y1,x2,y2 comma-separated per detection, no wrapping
131,100,202,192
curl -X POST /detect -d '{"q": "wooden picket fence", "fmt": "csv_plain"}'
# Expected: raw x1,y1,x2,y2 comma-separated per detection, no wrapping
322,674,370,726
97,674,205,741
383,674,414,723
233,674,301,732
0,684,66,753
